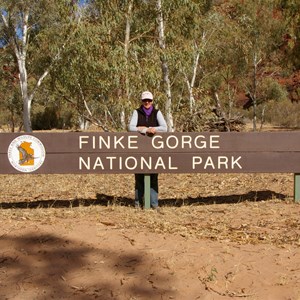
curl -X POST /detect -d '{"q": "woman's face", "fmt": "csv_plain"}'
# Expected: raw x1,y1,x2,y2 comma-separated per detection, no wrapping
142,99,153,109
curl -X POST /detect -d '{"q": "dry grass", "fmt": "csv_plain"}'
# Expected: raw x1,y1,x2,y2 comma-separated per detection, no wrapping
0,173,299,248
1,199,299,247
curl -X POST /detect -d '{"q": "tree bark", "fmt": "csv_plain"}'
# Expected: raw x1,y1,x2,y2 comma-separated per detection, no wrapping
156,0,174,132
120,0,133,130
185,47,199,114
2,11,32,132
1,7,71,132
252,52,261,132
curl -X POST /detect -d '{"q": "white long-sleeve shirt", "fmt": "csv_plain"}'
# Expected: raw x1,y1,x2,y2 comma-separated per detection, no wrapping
128,109,168,134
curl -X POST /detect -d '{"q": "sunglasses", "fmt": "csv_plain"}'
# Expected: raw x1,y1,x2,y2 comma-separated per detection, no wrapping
142,99,153,103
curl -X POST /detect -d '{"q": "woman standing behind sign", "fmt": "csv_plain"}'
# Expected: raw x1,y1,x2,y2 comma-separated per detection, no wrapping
128,91,168,209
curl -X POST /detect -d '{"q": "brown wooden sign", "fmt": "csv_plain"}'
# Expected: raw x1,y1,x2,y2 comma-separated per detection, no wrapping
1,132,300,174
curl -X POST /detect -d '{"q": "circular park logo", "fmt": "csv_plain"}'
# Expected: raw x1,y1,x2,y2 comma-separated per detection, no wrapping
8,135,46,173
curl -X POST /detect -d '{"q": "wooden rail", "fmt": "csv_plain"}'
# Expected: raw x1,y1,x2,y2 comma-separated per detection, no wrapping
1,132,300,207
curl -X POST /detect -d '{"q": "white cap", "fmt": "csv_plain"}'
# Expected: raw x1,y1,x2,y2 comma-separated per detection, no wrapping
141,91,153,100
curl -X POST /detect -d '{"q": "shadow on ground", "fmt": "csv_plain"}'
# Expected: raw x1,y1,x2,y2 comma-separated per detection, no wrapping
0,233,173,299
0,190,286,209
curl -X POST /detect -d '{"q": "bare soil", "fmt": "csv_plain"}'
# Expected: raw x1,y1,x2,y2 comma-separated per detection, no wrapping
0,172,299,300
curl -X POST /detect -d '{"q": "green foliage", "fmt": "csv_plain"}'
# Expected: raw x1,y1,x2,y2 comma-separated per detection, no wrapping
0,0,299,132
279,0,300,69
32,106,59,130
266,99,300,128
32,106,73,130
262,79,288,102
174,95,214,131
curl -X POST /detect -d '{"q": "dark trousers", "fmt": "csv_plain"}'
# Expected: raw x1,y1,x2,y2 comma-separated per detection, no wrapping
135,174,158,207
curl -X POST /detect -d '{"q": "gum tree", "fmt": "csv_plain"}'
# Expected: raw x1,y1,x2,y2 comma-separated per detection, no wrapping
228,0,285,130
0,0,79,132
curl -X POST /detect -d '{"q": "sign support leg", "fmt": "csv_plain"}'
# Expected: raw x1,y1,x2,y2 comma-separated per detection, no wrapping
144,175,151,209
294,173,300,203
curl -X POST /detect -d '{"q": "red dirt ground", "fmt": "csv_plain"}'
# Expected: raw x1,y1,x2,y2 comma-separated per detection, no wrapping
0,173,299,300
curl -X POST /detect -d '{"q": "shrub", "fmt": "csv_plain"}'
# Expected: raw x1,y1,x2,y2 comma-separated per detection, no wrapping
265,99,300,128
32,106,73,130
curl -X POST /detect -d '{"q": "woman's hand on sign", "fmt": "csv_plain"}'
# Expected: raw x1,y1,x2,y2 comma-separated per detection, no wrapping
137,126,147,133
147,127,156,134
137,126,156,135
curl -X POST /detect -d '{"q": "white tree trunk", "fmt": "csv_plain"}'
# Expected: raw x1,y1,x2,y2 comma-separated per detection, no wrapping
120,0,133,130
1,8,71,132
185,49,199,113
19,58,32,132
156,0,174,132
124,0,133,100
252,53,261,132
2,11,32,132
190,51,199,112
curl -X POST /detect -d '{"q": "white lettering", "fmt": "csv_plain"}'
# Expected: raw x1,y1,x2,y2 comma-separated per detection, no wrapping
204,156,215,169
232,156,242,169
154,157,166,169
79,135,140,150
166,135,179,149
182,135,192,148
93,157,104,169
152,135,163,149
125,157,138,170
79,136,89,149
99,136,110,149
169,157,178,169
210,135,220,149
192,155,242,170
114,136,125,149
79,156,90,169
192,156,202,169
218,156,228,169
194,135,207,149
106,156,116,169
79,155,241,172
141,156,152,169
128,136,138,149
119,157,122,170
152,134,220,150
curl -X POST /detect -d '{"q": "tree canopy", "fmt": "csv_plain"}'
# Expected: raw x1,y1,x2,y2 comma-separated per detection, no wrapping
0,0,299,132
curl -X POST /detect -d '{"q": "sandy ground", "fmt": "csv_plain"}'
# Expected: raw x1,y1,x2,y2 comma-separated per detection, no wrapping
0,173,299,300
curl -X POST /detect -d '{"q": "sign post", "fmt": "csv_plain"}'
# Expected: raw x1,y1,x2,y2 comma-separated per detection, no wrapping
294,174,300,203
144,175,151,209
